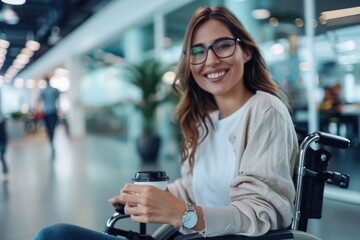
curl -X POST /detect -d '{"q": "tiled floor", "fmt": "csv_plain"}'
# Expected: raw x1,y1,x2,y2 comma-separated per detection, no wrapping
0,126,181,240
0,126,359,240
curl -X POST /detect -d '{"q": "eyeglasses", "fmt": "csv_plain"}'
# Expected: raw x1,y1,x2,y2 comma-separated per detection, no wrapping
187,37,241,65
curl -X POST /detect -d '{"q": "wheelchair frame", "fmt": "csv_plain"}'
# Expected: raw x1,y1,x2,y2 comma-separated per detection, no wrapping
103,130,351,240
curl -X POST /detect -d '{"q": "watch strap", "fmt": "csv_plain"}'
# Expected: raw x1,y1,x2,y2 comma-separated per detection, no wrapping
186,202,195,212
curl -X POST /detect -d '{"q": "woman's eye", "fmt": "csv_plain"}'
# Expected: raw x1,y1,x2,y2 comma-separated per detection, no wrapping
216,42,232,51
191,47,205,56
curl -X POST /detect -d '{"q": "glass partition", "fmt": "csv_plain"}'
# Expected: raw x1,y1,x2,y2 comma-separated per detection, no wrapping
79,0,360,143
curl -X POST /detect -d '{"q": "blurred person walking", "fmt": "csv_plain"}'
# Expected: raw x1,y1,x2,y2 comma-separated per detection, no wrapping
37,76,60,157
0,114,8,178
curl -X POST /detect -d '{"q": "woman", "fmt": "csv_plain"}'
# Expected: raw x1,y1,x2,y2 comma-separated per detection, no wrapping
33,6,298,239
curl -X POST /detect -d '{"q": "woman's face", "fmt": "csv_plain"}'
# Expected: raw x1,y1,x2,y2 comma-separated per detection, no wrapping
189,19,251,100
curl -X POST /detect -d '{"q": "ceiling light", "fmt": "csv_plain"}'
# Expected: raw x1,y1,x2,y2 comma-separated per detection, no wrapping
320,6,360,21
269,17,279,27
271,43,285,55
252,9,270,20
12,61,25,69
13,77,24,88
320,6,360,26
25,40,40,51
0,39,10,49
1,0,26,5
162,71,176,84
48,26,61,45
54,67,69,76
4,73,13,81
299,62,311,72
20,48,34,57
0,54,5,62
26,78,36,89
38,79,47,89
0,5,19,24
295,18,304,27
0,48,7,55
15,53,30,65
6,66,19,75
336,40,356,53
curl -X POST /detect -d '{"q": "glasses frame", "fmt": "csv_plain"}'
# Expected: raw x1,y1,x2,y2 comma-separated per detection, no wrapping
186,37,241,65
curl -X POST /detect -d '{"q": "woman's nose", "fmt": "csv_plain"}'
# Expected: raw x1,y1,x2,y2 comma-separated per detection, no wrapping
206,49,220,66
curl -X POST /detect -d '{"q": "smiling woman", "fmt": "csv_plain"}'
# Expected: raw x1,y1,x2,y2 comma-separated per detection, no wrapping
170,6,298,237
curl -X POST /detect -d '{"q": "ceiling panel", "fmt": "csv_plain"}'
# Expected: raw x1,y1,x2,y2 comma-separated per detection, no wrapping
0,0,113,78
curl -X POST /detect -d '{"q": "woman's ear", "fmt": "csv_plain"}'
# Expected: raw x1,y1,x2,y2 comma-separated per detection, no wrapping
243,49,252,63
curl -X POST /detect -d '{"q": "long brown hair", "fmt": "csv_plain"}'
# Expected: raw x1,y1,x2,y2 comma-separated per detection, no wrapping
173,6,281,174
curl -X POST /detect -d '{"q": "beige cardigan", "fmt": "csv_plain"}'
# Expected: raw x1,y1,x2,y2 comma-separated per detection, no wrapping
168,91,299,237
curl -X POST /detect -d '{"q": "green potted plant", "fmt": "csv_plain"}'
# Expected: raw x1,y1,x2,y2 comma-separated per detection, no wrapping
10,111,25,120
7,111,26,139
123,59,175,163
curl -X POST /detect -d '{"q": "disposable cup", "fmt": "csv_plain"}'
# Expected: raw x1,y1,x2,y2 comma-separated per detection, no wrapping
132,171,169,191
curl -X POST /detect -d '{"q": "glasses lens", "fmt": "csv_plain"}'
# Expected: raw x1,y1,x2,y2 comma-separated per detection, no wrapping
190,46,206,64
213,39,236,58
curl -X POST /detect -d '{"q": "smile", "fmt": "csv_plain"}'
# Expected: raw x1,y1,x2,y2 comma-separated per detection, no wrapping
206,70,227,79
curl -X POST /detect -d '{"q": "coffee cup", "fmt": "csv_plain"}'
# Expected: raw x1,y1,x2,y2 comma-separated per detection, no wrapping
132,171,169,190
115,171,169,214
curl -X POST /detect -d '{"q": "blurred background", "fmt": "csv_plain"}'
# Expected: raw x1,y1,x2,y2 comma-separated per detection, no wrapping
0,0,359,240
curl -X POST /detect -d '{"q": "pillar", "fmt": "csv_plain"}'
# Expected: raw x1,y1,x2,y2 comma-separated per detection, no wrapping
65,56,86,138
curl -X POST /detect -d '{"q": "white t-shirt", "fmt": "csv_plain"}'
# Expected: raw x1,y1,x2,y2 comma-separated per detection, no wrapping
192,97,253,207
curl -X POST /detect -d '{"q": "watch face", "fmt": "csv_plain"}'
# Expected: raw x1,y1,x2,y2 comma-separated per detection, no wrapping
183,211,198,229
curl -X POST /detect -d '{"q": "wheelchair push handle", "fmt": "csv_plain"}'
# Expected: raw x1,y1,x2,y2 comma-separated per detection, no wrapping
316,131,350,149
115,203,126,215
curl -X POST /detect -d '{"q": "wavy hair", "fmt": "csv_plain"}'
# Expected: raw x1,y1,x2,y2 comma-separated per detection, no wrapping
173,6,281,174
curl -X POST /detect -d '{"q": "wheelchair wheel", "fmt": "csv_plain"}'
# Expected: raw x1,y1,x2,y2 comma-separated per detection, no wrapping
151,224,322,240
152,224,183,240
291,230,321,240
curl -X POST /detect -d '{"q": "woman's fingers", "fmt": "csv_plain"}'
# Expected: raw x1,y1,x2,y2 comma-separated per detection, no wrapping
108,184,156,206
108,196,121,206
125,201,165,223
108,183,183,224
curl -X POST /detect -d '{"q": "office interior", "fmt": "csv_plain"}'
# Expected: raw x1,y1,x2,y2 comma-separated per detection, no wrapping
0,0,359,239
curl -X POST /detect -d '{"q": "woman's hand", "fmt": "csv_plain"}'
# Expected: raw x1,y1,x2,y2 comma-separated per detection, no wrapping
108,183,185,227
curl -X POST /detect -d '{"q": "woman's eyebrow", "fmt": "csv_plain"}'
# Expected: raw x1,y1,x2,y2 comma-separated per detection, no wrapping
191,36,234,47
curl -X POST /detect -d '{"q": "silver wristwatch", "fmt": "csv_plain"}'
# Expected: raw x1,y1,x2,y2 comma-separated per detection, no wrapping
181,202,198,229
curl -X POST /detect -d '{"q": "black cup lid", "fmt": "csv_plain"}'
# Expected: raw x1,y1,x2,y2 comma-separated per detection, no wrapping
132,171,169,182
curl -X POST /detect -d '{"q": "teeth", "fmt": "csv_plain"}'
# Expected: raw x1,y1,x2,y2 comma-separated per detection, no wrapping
207,71,226,79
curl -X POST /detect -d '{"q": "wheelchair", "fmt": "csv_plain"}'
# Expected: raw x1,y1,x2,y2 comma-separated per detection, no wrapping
103,130,351,240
